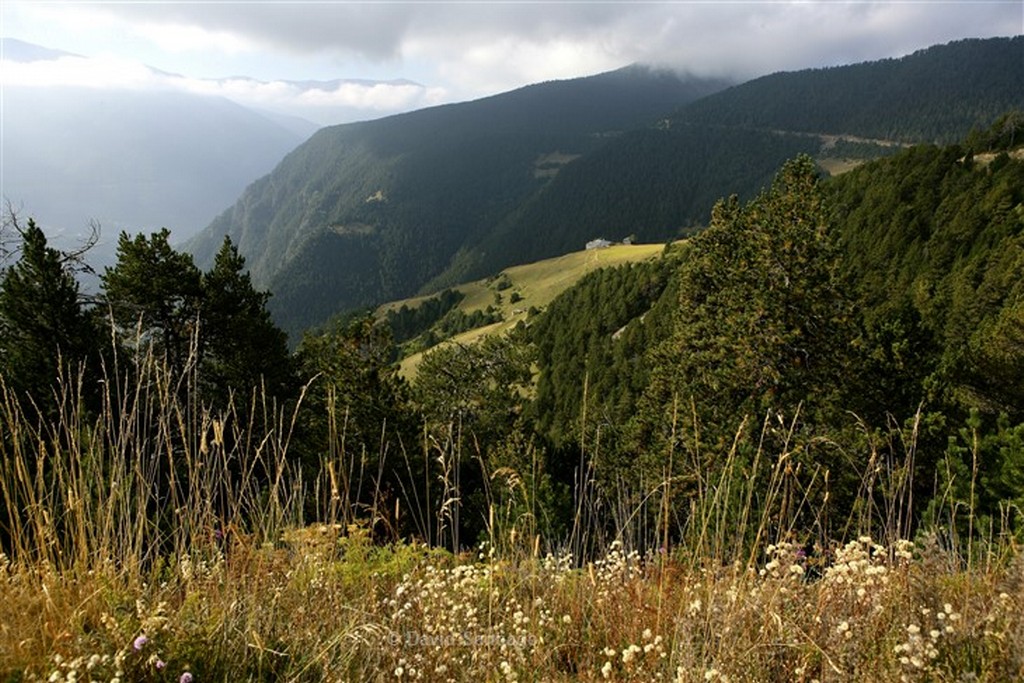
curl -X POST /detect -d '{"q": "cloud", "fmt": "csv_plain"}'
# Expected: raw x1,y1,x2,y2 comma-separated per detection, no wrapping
73,2,1020,90
1,54,160,89
0,47,444,126
4,1,1020,114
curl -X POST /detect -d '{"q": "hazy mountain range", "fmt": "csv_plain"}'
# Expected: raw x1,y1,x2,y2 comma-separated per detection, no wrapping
0,37,426,268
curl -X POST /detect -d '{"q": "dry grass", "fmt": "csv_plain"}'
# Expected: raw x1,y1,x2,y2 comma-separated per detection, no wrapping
2,356,1023,682
3,530,1022,682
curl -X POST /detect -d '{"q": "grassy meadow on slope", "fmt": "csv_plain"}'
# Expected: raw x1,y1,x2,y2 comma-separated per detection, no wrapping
377,242,666,376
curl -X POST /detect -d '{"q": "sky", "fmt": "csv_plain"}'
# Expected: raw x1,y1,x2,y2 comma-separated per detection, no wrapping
1,1,1022,126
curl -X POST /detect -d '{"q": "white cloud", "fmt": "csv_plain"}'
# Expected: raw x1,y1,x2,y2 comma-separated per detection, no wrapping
3,0,1020,116
0,49,442,125
0,54,160,89
132,21,257,57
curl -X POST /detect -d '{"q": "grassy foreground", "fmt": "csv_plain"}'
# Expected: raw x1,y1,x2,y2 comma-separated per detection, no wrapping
2,528,1023,682
1,359,1022,682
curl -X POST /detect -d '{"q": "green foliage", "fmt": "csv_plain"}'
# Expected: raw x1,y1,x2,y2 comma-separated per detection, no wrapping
0,218,97,413
101,228,203,374
529,254,680,448
415,334,533,441
200,237,295,408
964,110,1024,152
632,157,855,462
829,142,1024,422
384,289,465,344
413,334,535,545
101,230,294,411
295,315,415,528
678,37,1024,143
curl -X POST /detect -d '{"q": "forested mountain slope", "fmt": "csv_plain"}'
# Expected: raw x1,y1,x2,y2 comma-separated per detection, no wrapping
188,65,728,337
527,133,1024,491
675,36,1024,143
190,37,1023,340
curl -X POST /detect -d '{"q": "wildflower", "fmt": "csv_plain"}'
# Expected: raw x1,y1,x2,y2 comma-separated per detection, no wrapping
562,614,572,624
601,661,613,678
180,673,193,683
133,635,149,651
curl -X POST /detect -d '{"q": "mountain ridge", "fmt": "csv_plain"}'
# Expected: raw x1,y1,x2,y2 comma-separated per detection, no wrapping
188,36,1024,340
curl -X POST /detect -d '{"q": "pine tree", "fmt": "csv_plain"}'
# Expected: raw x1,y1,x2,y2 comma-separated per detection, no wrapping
100,228,203,374
0,218,96,412
631,155,856,468
200,237,294,408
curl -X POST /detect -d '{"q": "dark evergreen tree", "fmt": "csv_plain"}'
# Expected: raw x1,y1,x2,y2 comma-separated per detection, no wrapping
0,218,97,413
295,316,415,534
200,236,295,409
633,156,855,457
100,228,203,375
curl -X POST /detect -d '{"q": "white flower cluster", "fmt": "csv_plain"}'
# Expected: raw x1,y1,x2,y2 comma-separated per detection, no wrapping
822,537,894,593
893,603,961,678
599,627,667,679
383,552,548,682
759,541,808,581
593,540,644,604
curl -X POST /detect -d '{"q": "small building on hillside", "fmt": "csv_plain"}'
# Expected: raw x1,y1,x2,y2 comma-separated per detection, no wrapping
586,238,612,250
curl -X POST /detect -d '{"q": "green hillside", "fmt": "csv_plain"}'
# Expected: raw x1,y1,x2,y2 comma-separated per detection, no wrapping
376,242,666,376
188,66,728,339
675,36,1024,143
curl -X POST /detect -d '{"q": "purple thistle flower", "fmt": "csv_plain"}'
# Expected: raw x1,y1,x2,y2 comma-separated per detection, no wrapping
133,634,148,651
156,659,166,670
180,672,194,683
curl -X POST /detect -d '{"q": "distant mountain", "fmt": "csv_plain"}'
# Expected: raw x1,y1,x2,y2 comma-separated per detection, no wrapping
3,86,311,266
188,65,731,337
1,37,78,62
466,37,1024,275
1,39,318,267
189,37,1024,340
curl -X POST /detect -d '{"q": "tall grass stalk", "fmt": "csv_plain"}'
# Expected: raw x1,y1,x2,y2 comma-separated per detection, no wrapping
2,356,1023,680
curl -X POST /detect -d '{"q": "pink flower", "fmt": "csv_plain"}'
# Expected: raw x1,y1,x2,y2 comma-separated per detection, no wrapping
133,635,148,651
180,672,194,683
